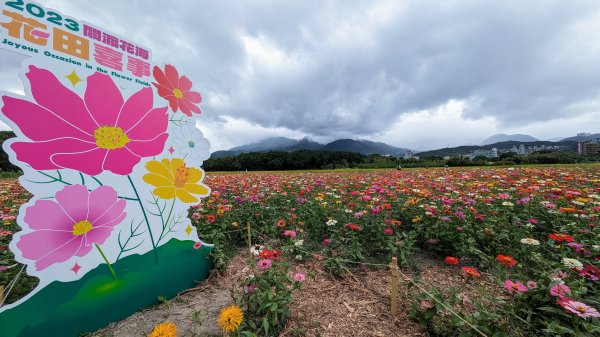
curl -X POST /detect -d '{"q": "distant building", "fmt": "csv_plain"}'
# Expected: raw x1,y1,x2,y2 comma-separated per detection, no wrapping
443,156,450,160
468,148,498,160
582,139,599,156
403,150,414,159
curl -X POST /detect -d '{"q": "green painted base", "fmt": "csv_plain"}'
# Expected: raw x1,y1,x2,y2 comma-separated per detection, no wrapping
0,239,213,337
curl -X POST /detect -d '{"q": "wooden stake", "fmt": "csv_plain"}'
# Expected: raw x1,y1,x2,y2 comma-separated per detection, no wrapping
390,257,398,318
0,285,5,307
247,222,252,253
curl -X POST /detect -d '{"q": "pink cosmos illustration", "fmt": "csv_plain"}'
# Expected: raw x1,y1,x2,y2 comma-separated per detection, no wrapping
2,66,168,176
16,185,126,271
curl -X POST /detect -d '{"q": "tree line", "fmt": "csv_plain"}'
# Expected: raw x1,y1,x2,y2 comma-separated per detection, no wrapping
1,131,598,173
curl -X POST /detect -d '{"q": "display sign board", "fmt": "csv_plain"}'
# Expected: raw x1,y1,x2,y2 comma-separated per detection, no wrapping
0,2,213,336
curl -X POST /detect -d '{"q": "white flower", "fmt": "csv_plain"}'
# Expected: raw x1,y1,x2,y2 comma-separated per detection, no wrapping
295,255,303,261
502,201,514,207
170,124,210,166
345,209,353,213
294,239,304,247
520,238,540,245
250,244,264,256
326,219,337,226
524,223,535,229
562,258,583,269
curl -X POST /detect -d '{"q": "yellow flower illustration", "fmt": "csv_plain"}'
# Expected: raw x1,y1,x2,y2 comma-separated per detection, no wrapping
143,158,209,203
148,321,177,337
219,305,244,333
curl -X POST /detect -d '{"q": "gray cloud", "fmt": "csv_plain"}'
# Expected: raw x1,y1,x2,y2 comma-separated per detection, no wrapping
2,0,600,149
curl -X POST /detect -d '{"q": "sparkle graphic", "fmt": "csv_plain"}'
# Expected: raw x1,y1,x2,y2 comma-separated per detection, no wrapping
70,262,81,274
65,70,82,87
168,146,175,155
185,224,193,235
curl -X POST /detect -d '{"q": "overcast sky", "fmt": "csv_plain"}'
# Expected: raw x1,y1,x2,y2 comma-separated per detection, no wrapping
1,0,600,151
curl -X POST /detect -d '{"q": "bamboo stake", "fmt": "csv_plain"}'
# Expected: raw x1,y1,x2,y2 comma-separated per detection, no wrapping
247,222,252,253
0,285,4,307
390,257,398,318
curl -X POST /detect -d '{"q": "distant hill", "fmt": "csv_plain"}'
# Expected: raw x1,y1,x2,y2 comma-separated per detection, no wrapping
480,134,539,145
321,139,410,156
560,133,600,142
418,140,577,158
210,137,413,158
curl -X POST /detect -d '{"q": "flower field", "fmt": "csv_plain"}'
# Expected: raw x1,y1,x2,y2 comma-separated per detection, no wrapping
194,165,600,336
2,165,600,336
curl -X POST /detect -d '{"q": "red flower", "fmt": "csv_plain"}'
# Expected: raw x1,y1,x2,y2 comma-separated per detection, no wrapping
548,233,574,242
496,254,518,267
346,223,362,231
259,249,274,259
152,64,202,116
383,228,394,235
445,256,459,265
462,266,481,278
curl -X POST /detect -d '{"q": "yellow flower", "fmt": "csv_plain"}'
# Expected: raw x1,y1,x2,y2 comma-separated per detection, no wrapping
219,305,243,333
143,158,209,203
148,322,177,337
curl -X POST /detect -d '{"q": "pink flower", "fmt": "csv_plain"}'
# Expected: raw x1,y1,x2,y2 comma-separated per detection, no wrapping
552,270,568,280
258,259,272,269
193,242,202,250
504,280,528,293
2,66,168,176
526,280,538,289
579,264,600,281
0,266,8,273
293,272,306,282
549,284,571,297
191,212,201,220
383,228,394,235
16,185,126,271
558,298,600,318
322,238,331,246
283,230,297,238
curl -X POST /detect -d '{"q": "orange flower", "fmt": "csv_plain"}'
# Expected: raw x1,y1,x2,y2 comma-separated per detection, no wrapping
462,266,481,278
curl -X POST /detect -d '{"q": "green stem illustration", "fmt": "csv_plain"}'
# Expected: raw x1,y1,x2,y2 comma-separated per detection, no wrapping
127,175,158,264
94,244,118,280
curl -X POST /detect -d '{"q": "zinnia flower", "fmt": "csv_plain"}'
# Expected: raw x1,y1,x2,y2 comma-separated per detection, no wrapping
504,280,528,293
148,321,177,337
3,66,168,176
383,228,394,235
496,254,518,267
579,264,600,281
562,257,583,270
293,272,306,282
548,233,574,242
557,298,600,318
346,223,362,231
193,242,202,250
152,64,202,116
549,284,571,297
218,305,243,333
520,238,540,245
462,266,481,278
445,256,460,265
143,158,210,203
16,185,126,271
258,259,272,269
